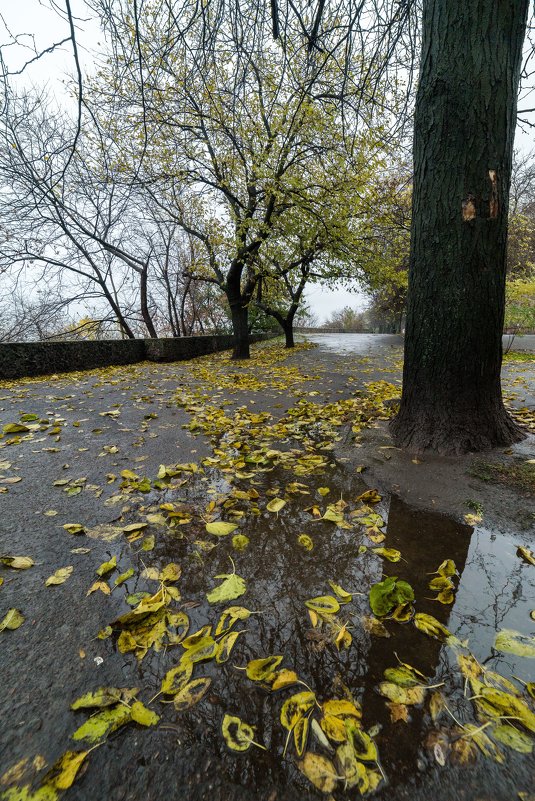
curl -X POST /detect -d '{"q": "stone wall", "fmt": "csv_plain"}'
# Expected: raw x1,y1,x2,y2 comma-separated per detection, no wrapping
0,334,272,380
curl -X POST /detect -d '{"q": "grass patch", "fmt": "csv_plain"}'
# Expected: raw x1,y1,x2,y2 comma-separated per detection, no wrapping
469,458,535,494
503,350,535,363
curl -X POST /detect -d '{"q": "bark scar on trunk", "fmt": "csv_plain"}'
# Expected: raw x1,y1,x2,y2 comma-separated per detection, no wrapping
488,169,498,218
462,194,476,220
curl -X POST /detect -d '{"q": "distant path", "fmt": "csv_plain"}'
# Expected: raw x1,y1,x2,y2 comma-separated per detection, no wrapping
300,332,535,353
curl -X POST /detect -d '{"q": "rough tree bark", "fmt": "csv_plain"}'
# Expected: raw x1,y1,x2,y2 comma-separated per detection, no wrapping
390,0,529,454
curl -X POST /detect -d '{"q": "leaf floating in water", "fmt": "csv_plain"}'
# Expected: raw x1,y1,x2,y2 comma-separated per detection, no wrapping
492,724,533,753
475,689,535,734
336,740,369,790
122,523,148,534
429,691,446,722
114,568,135,587
304,595,340,615
173,677,211,712
362,615,391,638
246,655,283,682
383,664,424,688
348,726,378,762
271,669,300,691
377,682,426,706
206,572,246,604
322,506,351,528
371,547,401,562
293,715,310,756
387,702,409,723
494,629,535,658
297,752,338,794
369,577,414,617
141,535,155,551
413,613,451,642
0,608,24,632
280,691,316,731
461,723,504,763
450,735,478,766
327,581,352,603
180,636,217,665
335,625,352,651
216,630,244,663
435,559,456,577
215,606,251,636
266,497,286,513
205,521,239,537
356,489,381,504
222,714,264,752
517,546,535,566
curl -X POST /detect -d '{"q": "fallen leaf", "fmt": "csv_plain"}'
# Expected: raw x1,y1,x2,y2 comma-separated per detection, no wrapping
304,595,340,615
0,608,24,632
246,655,283,682
63,524,85,536
372,547,401,562
492,724,533,753
44,750,89,790
327,581,352,603
494,629,535,658
96,556,117,577
205,521,238,536
413,612,451,642
45,566,73,586
130,701,160,727
387,702,409,723
173,677,211,712
266,498,286,513
297,752,338,794
71,688,126,710
72,704,132,743
377,682,426,705
206,572,246,604
517,547,535,566
0,556,34,570
222,714,260,752
280,691,316,730
86,581,110,596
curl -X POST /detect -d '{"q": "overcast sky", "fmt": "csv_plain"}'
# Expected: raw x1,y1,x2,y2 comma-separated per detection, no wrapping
1,1,533,322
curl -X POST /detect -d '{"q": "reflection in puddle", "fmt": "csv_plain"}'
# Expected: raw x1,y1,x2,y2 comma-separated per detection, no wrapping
82,468,534,801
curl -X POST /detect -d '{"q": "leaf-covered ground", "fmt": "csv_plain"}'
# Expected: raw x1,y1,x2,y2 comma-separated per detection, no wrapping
1,336,534,801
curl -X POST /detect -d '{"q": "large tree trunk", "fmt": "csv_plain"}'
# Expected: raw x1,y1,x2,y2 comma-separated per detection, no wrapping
283,320,295,348
390,0,529,455
281,305,299,348
230,300,250,359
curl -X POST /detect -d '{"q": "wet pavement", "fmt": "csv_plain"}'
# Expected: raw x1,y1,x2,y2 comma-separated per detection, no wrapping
0,336,534,801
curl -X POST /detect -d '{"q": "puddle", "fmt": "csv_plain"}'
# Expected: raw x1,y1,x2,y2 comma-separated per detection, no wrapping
68,465,535,801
